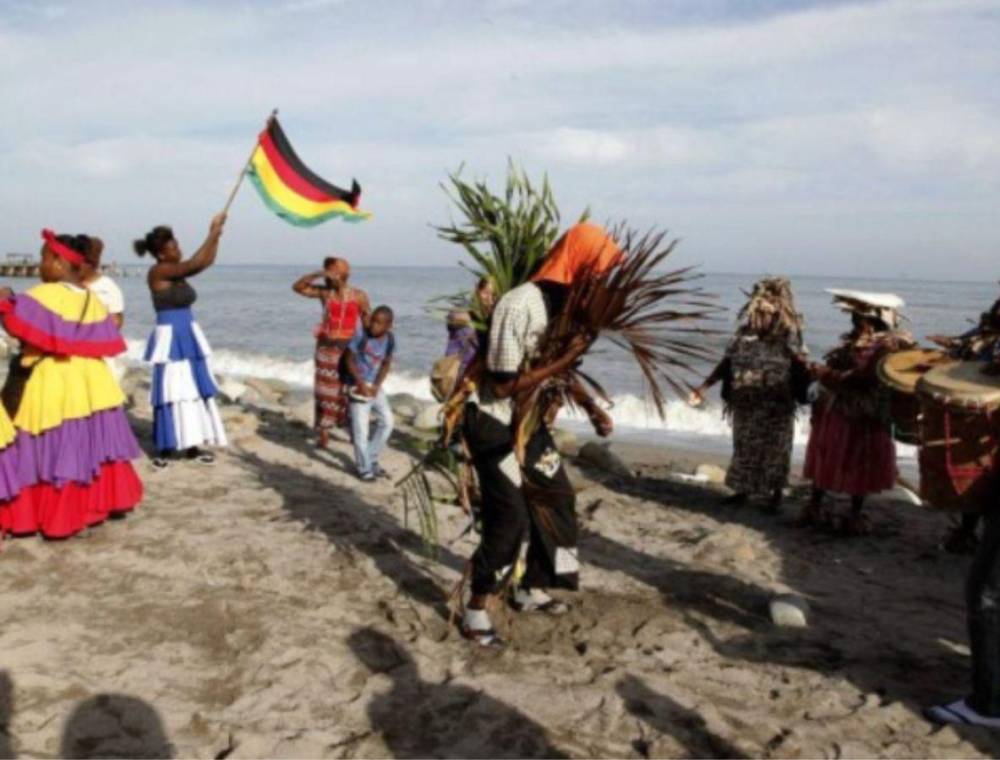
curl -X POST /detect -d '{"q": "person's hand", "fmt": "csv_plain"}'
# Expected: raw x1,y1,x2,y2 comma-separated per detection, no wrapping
357,382,376,398
209,212,227,237
927,334,953,348
0,286,13,300
687,386,706,408
589,407,613,438
810,363,831,381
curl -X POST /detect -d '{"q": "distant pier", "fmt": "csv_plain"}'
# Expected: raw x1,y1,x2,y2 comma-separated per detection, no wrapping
1,253,129,278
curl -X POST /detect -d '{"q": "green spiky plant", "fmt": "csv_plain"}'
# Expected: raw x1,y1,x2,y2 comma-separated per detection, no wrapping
433,161,588,323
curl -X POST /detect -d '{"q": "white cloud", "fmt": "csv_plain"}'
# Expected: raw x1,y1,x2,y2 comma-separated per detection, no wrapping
0,0,997,275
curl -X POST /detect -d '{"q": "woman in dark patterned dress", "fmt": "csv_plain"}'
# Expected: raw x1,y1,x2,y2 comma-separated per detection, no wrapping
691,278,807,511
293,257,370,449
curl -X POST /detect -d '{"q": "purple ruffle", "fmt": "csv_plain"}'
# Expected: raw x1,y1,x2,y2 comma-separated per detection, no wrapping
0,443,20,502
16,407,141,488
12,293,121,344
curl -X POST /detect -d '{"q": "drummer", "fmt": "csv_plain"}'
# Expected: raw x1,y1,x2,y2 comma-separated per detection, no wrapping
926,294,1000,728
929,292,1000,364
930,294,1000,553
800,290,914,534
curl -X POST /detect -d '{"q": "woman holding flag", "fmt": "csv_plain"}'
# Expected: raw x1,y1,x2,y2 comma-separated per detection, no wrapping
136,213,229,468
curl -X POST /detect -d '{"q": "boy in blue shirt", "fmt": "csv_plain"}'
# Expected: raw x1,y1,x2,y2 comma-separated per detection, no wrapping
344,305,396,482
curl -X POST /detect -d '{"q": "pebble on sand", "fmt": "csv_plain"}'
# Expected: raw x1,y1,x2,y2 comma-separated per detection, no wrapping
769,594,810,629
694,463,727,484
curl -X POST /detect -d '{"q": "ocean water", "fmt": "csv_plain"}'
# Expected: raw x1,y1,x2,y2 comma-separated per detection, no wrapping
4,265,995,462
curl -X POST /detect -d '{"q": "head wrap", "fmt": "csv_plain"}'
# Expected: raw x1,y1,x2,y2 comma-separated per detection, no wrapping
41,229,85,266
532,222,622,286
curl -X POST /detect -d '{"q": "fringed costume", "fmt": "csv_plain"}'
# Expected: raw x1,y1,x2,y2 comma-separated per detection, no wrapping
715,278,805,498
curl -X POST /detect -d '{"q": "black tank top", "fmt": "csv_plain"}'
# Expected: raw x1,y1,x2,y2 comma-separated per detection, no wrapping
152,280,197,312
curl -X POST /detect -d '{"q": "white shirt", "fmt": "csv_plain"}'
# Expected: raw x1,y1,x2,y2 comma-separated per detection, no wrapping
87,275,124,316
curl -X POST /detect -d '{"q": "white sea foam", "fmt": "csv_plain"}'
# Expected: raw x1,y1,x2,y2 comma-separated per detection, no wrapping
123,337,916,461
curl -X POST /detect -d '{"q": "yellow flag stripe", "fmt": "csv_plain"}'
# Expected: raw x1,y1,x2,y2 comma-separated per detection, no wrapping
250,148,357,219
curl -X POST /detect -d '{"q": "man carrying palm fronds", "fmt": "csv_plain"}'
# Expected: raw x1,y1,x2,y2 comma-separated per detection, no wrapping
461,223,619,646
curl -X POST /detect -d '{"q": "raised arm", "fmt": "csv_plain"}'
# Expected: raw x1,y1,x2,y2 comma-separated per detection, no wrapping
293,270,329,299
357,290,372,328
152,213,226,282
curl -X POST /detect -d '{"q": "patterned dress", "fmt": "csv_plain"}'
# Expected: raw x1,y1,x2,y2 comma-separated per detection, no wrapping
314,289,366,431
723,334,799,496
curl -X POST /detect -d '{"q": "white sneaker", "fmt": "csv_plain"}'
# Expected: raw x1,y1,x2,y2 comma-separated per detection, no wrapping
510,587,570,615
925,699,1000,729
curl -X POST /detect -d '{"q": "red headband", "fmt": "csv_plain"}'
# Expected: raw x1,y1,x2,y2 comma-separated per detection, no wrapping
41,229,86,265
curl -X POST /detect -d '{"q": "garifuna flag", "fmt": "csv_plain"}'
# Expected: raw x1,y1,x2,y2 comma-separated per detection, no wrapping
247,117,371,226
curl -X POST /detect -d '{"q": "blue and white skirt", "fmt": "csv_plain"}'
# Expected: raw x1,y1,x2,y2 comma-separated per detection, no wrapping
144,307,227,453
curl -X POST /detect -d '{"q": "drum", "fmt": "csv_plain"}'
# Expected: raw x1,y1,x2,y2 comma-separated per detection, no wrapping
877,349,947,444
916,361,1000,512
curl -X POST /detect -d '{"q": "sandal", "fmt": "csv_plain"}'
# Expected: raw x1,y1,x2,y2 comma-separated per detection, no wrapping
721,492,748,506
925,699,1000,728
187,448,216,466
460,623,505,648
509,588,570,615
151,457,170,470
837,512,872,537
460,608,505,648
795,503,830,528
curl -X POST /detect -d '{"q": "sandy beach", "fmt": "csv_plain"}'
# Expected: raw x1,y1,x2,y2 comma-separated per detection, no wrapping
1,369,998,759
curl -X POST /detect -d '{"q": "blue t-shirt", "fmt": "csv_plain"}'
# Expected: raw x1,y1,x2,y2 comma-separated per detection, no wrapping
348,325,395,384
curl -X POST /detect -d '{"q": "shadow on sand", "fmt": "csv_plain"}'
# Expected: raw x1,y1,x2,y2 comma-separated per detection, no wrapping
348,627,566,758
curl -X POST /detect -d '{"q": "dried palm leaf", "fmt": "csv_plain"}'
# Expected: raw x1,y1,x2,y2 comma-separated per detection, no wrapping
512,224,721,460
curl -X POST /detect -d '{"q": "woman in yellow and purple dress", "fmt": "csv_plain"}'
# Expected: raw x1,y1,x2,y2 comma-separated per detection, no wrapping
0,230,143,539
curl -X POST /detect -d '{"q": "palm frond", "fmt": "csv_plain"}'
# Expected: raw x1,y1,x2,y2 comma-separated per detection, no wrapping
513,224,722,449
435,160,586,305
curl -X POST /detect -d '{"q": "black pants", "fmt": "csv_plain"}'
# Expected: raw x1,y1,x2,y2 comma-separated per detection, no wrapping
464,405,578,596
968,510,1000,715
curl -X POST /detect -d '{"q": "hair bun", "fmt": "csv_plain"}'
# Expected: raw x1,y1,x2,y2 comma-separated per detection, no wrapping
133,239,148,257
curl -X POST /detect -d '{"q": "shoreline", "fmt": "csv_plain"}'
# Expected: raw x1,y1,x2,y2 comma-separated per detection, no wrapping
0,367,995,757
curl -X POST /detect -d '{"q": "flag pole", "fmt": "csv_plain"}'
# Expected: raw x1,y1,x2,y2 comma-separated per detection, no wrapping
222,108,278,215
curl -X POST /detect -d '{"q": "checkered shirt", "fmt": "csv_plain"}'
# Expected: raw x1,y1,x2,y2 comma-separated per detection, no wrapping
476,282,549,424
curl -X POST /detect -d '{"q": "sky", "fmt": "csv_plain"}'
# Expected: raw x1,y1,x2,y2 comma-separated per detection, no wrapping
1,0,998,279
